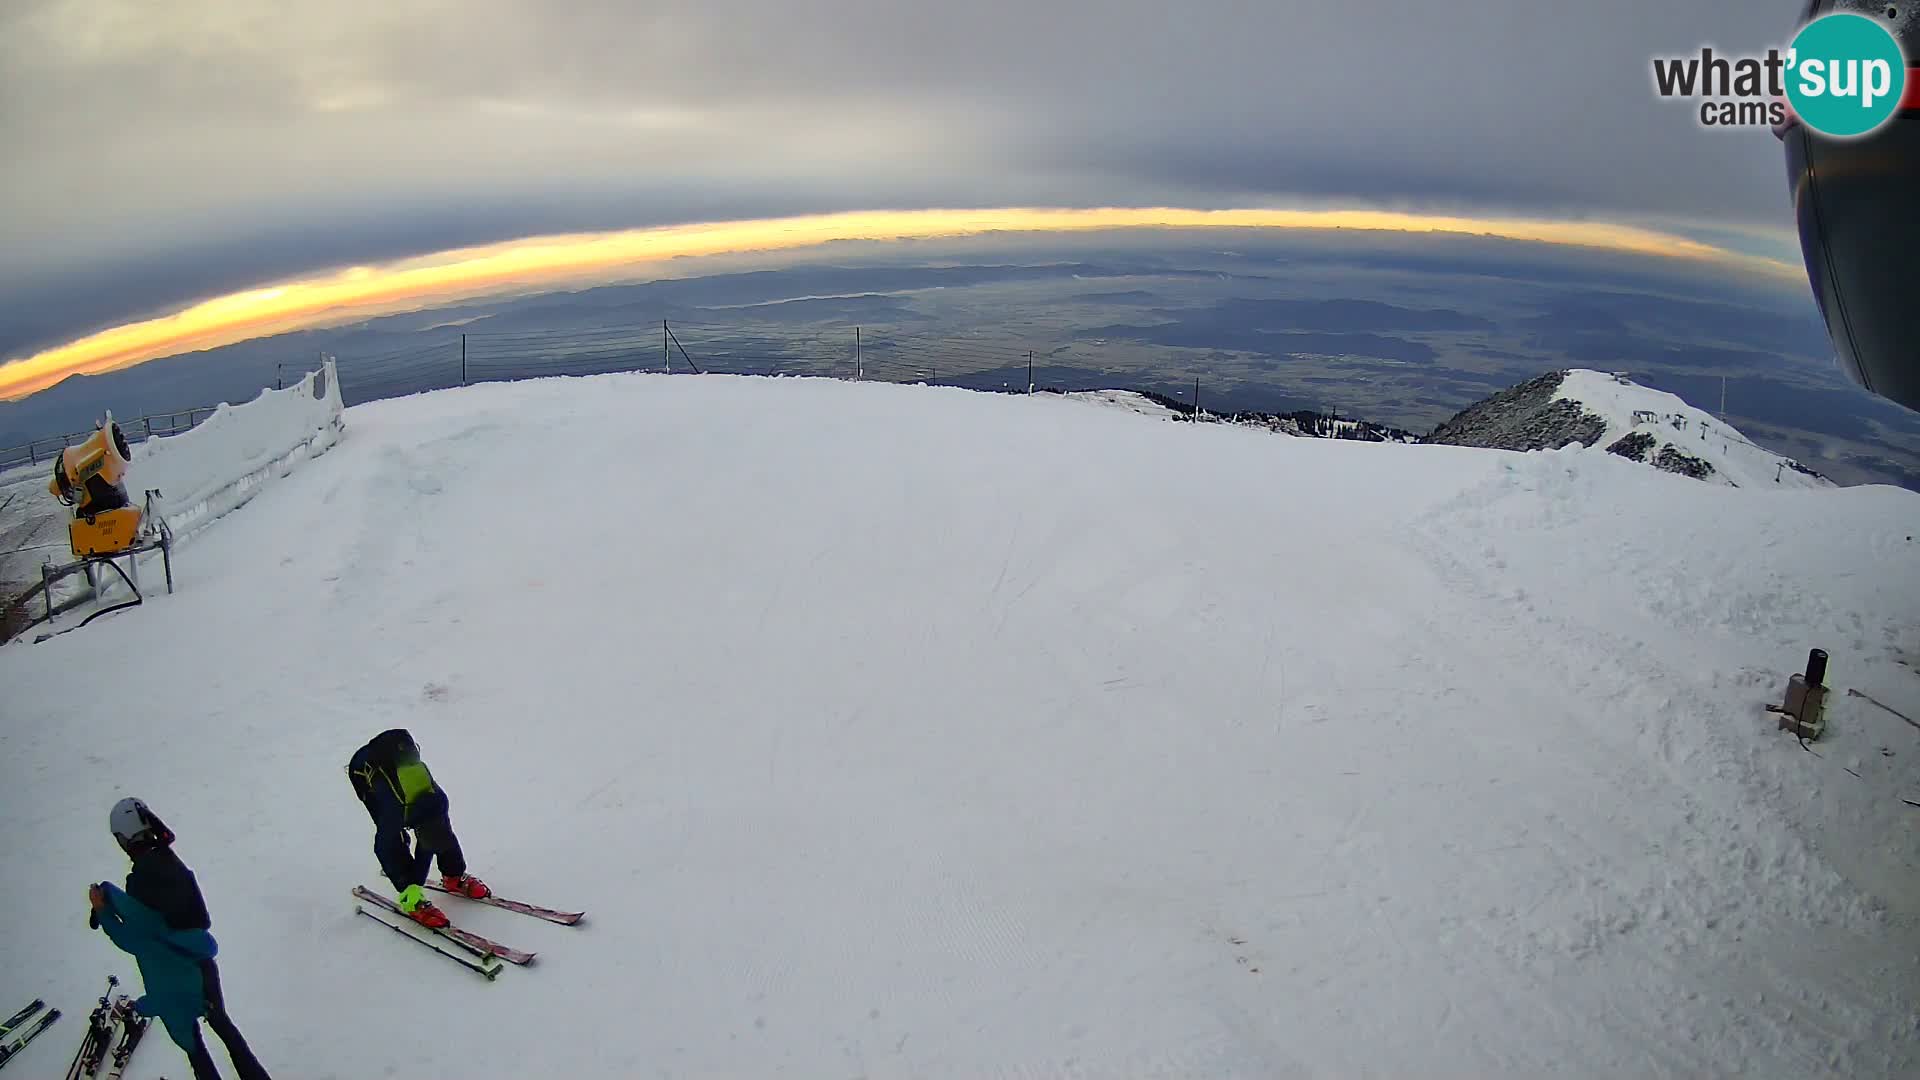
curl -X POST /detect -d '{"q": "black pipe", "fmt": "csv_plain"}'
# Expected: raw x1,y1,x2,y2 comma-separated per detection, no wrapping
1805,648,1829,688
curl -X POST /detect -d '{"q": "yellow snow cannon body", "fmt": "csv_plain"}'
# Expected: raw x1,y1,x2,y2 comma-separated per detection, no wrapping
49,420,144,557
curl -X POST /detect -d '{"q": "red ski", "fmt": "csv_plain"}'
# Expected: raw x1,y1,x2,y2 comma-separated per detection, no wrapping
424,882,586,926
351,886,537,965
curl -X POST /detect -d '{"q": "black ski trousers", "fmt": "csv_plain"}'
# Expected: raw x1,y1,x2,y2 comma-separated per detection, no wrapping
362,779,467,890
402,812,469,886
185,959,272,1080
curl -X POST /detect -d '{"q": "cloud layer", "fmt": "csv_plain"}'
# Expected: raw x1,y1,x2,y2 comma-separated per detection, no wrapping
1,0,1810,358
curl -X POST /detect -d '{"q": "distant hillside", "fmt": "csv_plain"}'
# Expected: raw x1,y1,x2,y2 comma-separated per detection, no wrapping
1424,369,1830,489
1117,388,1422,442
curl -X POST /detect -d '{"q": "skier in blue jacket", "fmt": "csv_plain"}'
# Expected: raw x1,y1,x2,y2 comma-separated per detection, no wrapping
90,797,272,1080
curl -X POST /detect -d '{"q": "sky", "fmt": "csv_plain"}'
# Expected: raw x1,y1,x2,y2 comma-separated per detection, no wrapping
0,0,1819,396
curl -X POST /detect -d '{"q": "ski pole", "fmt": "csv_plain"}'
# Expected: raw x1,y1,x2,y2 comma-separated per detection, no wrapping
64,976,116,1080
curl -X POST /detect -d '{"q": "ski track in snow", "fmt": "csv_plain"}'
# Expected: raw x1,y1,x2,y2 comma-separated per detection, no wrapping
2,372,1918,1079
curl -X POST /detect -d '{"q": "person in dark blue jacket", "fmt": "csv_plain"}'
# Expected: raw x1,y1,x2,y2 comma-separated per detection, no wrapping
347,728,490,928
90,797,272,1080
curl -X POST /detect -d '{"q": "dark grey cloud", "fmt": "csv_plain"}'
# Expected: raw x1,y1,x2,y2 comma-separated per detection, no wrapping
1,0,1814,348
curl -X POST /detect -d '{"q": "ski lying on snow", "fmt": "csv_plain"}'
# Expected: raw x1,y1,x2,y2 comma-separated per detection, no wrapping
0,1001,43,1042
355,903,502,981
423,882,585,925
0,1008,60,1070
352,886,536,965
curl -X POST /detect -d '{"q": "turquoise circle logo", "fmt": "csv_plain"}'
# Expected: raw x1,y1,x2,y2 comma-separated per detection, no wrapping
1786,12,1908,138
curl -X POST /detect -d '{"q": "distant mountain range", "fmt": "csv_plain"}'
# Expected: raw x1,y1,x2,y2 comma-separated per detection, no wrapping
1065,368,1830,490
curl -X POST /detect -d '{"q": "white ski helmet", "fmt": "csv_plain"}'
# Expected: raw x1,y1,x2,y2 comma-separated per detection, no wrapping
108,796,173,851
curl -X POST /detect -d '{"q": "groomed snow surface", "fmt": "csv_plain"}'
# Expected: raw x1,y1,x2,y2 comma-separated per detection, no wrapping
4,372,1919,1079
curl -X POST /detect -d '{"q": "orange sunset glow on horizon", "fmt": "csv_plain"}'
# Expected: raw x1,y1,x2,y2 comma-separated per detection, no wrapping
0,206,1804,401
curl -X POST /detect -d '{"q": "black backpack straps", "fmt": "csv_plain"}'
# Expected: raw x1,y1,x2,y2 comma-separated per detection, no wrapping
348,731,419,809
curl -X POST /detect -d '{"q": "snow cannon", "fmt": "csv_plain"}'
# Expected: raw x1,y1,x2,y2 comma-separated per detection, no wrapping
48,417,143,557
15,412,174,642
1779,1,1920,413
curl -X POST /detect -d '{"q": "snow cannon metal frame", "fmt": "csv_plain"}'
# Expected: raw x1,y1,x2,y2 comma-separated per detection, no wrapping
27,413,175,639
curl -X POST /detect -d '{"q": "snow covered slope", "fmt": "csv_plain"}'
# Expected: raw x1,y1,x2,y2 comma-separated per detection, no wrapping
3,373,1917,1079
1428,369,1829,489
1553,368,1830,490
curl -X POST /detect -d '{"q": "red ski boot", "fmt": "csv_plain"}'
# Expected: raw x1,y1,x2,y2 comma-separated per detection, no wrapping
407,903,449,929
407,903,447,930
442,873,491,899
398,885,449,928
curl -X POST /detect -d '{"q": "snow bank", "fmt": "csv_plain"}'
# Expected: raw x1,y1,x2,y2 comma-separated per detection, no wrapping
1057,389,1181,420
1,372,1916,1079
133,359,345,537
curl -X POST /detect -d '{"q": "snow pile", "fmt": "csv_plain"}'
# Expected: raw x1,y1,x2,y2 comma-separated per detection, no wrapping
2,372,1917,1079
1056,389,1182,420
1554,369,1831,490
1278,414,1418,442
133,360,345,537
1056,390,1421,443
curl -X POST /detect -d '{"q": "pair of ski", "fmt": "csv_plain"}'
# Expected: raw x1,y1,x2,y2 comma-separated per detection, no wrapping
0,999,60,1072
61,977,146,1080
352,883,584,981
97,1001,148,1080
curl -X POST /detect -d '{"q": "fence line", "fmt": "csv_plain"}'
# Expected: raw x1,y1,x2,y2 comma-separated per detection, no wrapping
308,321,1053,404
0,407,220,475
